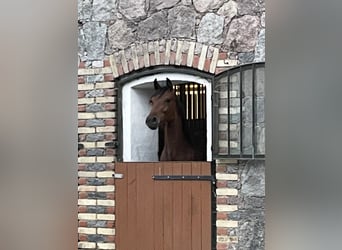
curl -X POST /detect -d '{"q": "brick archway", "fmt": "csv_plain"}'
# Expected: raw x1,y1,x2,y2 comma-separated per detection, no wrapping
107,39,238,78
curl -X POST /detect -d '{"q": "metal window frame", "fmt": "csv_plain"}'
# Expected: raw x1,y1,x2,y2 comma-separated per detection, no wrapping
212,62,265,160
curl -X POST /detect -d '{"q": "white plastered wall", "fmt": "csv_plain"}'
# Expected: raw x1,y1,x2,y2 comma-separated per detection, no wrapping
122,73,212,162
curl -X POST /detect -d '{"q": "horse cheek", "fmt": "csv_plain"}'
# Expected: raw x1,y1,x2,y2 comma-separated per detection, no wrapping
162,105,168,113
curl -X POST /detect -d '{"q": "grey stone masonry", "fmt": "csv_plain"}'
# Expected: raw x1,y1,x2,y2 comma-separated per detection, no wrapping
118,0,146,20
193,0,225,13
78,0,265,61
88,234,106,242
85,163,106,171
86,74,104,83
137,11,169,41
92,0,116,21
108,20,135,51
224,160,265,250
217,1,238,24
86,148,105,156
254,29,265,62
86,134,105,142
79,22,107,61
168,6,197,38
237,160,265,250
150,0,179,11
86,104,104,113
86,119,105,127
224,15,260,52
87,220,107,227
85,89,104,98
197,13,225,45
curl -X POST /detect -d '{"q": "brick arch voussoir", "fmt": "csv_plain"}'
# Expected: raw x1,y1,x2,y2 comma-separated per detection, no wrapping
108,39,238,79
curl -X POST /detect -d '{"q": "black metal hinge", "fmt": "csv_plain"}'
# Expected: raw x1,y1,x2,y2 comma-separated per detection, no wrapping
152,175,216,184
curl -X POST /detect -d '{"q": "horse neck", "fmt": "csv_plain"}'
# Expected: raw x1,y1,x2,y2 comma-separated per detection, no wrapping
163,113,189,149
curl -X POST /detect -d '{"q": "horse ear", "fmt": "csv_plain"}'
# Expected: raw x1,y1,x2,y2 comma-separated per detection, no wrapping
154,79,161,90
166,78,173,90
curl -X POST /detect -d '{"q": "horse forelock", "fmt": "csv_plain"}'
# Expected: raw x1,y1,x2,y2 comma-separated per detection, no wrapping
151,86,171,99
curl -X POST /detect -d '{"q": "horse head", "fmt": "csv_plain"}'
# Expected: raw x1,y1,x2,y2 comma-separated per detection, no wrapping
145,78,177,130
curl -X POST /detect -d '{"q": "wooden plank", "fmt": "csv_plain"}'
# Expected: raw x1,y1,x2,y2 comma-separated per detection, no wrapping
154,164,164,250
191,162,202,250
126,163,137,250
163,162,174,250
181,162,192,250
137,163,154,250
172,162,183,250
115,163,128,250
201,162,212,250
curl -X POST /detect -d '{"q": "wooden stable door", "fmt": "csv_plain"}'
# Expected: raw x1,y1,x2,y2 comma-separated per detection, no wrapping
115,162,212,250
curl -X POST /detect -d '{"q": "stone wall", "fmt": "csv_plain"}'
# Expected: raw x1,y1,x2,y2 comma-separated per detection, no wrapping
78,0,265,249
216,160,265,249
78,0,265,63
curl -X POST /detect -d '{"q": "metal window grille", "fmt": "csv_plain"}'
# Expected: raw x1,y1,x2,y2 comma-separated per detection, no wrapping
213,62,265,159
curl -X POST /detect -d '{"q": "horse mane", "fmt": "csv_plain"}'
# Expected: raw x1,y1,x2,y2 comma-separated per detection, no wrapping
175,97,194,147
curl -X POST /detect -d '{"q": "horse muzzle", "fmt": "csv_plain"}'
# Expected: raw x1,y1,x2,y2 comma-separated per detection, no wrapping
145,116,159,130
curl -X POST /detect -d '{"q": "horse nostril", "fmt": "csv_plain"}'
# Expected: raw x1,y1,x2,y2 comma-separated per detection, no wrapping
146,116,159,130
146,116,157,123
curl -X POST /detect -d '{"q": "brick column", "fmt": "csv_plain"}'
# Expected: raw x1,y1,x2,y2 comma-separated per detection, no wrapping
215,159,239,249
78,58,117,250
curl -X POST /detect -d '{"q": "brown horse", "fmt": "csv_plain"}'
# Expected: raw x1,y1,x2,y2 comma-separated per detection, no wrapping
145,78,201,161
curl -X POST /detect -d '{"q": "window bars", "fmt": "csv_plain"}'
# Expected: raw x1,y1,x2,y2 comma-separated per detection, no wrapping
213,62,265,159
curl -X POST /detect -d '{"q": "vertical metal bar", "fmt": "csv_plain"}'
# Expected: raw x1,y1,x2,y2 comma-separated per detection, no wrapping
195,84,198,119
191,84,194,120
199,85,201,119
212,76,216,156
203,85,206,119
187,84,191,120
239,67,243,158
252,64,256,158
227,71,231,156
201,84,203,119
198,84,201,119
186,84,189,120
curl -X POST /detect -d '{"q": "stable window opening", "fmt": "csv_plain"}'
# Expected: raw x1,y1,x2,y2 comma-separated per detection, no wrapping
121,72,212,162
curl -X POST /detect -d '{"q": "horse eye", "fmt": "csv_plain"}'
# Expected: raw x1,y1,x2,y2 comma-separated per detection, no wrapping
165,99,171,103
149,100,153,105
